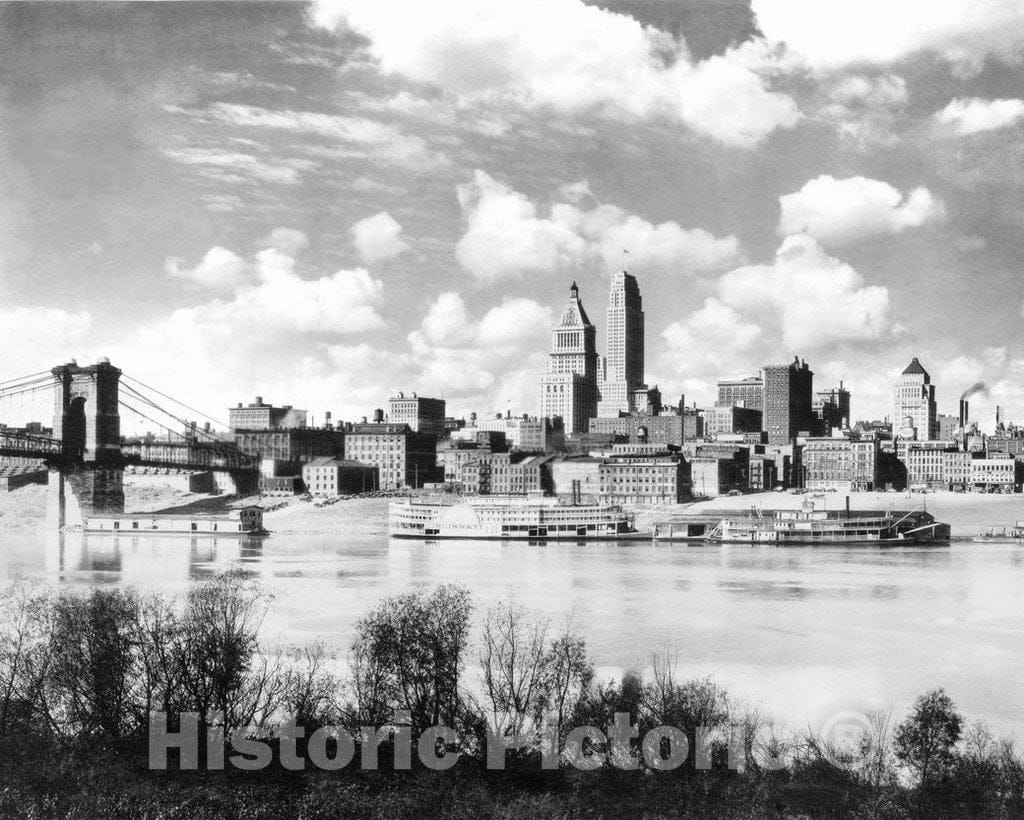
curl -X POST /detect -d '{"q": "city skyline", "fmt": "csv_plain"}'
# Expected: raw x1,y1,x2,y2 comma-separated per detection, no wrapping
2,2,1024,428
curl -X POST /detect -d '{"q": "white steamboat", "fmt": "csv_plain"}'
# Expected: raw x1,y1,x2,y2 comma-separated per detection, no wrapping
388,496,635,540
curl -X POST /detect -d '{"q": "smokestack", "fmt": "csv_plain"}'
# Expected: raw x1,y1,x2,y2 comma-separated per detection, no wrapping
959,399,968,429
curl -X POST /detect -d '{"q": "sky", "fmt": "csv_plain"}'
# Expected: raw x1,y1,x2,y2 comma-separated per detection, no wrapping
2,0,1024,432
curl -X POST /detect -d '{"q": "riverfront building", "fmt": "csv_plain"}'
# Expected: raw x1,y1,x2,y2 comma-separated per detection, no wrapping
538,283,600,434
717,375,764,412
387,393,446,437
344,422,440,490
301,457,379,496
762,358,814,445
893,358,937,441
597,270,644,416
228,397,307,432
589,411,686,449
802,437,879,491
459,452,551,495
706,402,763,438
597,455,688,506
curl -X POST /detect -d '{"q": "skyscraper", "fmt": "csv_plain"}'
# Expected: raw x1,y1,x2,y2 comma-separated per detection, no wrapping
598,270,644,416
893,357,937,440
762,357,814,445
813,383,851,433
539,282,600,434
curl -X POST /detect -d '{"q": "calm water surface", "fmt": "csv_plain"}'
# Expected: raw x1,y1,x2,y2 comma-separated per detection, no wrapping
2,530,1023,738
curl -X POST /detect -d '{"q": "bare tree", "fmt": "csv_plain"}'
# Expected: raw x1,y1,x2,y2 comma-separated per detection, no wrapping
45,587,142,739
539,627,592,743
278,643,345,730
175,570,281,732
0,583,51,733
479,599,551,738
350,584,472,732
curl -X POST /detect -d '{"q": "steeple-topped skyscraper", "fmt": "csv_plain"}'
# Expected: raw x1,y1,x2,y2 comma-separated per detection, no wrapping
598,269,644,415
539,282,599,433
893,357,937,440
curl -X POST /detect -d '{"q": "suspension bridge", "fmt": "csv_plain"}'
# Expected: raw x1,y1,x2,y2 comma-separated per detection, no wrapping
0,358,259,525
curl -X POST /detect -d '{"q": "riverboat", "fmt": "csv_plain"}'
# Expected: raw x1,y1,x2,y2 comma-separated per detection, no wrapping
388,496,636,540
654,502,950,545
973,522,1024,543
712,507,948,545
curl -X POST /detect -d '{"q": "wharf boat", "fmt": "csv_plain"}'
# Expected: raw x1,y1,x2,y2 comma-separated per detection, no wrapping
654,501,950,545
84,505,268,537
388,496,636,540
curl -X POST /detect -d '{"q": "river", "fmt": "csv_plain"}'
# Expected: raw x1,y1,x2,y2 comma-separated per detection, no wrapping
2,528,1023,740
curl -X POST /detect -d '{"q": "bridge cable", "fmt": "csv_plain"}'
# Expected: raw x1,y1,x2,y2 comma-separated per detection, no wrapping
0,378,56,401
119,385,230,447
121,374,231,430
119,394,239,457
118,399,249,464
120,383,228,444
0,370,50,387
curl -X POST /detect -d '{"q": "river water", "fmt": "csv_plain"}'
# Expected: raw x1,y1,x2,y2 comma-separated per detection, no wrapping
2,529,1023,739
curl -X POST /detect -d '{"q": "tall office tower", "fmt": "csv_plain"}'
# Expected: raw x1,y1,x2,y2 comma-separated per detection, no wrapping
814,382,852,432
893,357,937,441
717,375,765,411
539,282,600,434
597,270,644,416
762,357,814,445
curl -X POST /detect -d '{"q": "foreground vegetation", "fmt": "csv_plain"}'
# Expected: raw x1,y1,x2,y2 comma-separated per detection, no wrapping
0,574,1020,818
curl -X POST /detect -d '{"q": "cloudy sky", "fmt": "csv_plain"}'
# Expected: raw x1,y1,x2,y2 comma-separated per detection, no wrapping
2,0,1024,431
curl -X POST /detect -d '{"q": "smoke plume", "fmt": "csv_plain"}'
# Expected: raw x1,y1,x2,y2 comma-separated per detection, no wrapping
960,381,988,400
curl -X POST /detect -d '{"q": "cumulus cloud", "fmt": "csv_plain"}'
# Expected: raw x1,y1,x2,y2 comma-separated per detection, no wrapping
261,228,309,255
661,298,762,371
0,307,93,420
934,97,1024,135
778,175,946,245
752,0,1024,74
455,171,587,280
455,170,740,280
315,0,800,148
406,291,552,406
165,247,250,290
715,234,892,350
829,74,907,107
350,212,410,263
111,239,387,425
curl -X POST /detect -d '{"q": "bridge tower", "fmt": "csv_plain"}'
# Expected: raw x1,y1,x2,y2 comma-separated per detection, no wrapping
51,357,122,463
47,357,124,525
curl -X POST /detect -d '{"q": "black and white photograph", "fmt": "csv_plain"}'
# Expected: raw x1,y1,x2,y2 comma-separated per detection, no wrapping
1,1,1024,816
